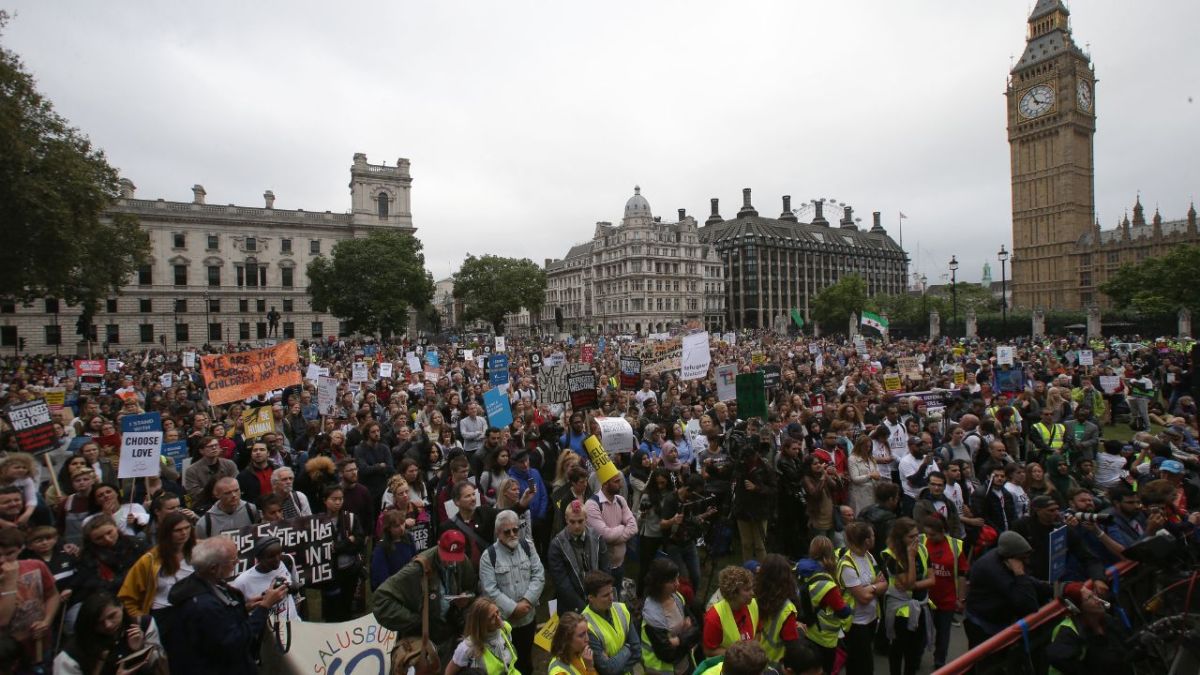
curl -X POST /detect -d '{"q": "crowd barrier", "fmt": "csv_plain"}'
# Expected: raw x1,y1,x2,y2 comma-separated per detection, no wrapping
934,560,1146,675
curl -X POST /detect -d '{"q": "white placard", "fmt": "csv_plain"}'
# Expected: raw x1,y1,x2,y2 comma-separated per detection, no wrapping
546,352,566,367
107,358,123,372
304,363,322,381
997,346,1014,366
596,416,635,454
182,351,196,368
681,331,711,381
351,362,368,383
715,363,738,402
378,362,393,379
406,356,422,374
317,375,338,416
1078,350,1094,366
495,336,506,353
159,372,173,388
464,349,474,360
1099,375,1120,394
119,420,162,479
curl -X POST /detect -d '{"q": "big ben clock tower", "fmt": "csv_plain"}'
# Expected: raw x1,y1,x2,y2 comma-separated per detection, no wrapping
1007,0,1096,310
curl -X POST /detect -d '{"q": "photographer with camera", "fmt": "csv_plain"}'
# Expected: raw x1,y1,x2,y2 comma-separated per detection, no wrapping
1102,484,1167,551
730,425,778,564
1064,487,1124,565
661,474,717,591
1010,495,1108,592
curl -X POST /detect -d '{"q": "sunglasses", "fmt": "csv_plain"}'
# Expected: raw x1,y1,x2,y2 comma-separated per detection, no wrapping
499,527,519,536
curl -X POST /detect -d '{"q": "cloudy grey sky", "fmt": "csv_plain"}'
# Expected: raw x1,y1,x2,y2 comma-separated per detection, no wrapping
4,1,1198,286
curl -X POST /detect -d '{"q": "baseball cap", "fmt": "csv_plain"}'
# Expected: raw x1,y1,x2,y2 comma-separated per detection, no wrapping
1030,494,1058,510
437,530,467,564
1159,460,1185,475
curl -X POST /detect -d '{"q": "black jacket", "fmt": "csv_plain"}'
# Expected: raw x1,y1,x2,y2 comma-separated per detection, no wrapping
546,527,609,614
964,548,1051,636
168,574,269,675
1010,515,1106,583
731,454,778,522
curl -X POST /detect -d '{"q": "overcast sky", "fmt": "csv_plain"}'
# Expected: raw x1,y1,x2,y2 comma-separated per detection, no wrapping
4,1,1198,286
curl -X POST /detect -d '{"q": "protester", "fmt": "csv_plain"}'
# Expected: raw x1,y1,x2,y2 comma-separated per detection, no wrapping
54,591,164,675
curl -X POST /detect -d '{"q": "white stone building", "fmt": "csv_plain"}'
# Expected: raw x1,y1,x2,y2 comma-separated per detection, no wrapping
541,187,726,336
0,153,416,352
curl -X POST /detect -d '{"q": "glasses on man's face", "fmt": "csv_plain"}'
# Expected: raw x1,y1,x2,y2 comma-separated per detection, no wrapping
499,527,519,536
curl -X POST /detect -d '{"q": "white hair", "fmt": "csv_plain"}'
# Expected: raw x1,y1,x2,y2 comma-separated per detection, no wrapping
271,467,295,484
192,536,236,572
494,509,519,531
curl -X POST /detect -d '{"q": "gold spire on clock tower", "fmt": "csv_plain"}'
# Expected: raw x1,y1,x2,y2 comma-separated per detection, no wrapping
1007,0,1096,310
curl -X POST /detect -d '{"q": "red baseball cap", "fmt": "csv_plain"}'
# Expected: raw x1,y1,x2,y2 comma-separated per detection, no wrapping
438,530,466,564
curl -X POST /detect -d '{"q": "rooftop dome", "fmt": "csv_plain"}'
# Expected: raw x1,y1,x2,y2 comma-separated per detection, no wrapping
624,185,652,220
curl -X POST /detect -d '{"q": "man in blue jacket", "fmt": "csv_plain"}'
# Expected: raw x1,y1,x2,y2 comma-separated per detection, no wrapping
508,448,550,554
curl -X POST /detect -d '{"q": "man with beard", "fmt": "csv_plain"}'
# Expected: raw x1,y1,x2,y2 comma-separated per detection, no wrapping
354,421,393,504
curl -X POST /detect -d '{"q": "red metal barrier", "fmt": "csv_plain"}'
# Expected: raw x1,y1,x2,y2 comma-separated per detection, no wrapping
933,560,1137,675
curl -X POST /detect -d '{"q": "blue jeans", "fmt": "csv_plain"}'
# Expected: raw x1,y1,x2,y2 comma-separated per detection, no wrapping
663,541,701,589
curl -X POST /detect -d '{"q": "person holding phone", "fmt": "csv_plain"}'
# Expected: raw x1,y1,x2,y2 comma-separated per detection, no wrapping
54,591,163,675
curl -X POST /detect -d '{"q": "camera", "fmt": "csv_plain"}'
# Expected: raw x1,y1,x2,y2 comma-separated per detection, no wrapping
1065,510,1113,525
272,576,289,589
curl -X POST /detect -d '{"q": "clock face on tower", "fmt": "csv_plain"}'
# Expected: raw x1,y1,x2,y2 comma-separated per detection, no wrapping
1019,84,1055,118
1077,80,1093,112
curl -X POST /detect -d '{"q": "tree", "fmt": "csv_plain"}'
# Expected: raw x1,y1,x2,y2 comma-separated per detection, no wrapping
1101,245,1200,315
0,13,150,312
453,254,546,335
810,275,866,332
306,230,434,338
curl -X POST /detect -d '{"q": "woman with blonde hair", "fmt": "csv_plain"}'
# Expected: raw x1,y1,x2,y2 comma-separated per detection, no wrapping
847,436,881,515
548,611,596,675
446,597,520,674
552,450,582,489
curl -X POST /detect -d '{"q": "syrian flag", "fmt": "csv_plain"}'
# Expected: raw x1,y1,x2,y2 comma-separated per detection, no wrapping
790,308,805,328
861,311,889,332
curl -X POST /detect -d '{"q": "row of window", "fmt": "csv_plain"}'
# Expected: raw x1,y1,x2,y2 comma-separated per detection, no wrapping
173,233,320,255
0,321,327,347
1,298,305,315
154,264,294,288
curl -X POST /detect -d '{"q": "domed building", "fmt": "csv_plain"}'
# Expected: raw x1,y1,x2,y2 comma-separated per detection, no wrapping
542,187,726,335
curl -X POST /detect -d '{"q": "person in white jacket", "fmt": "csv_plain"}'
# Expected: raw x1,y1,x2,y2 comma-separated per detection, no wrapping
479,509,545,675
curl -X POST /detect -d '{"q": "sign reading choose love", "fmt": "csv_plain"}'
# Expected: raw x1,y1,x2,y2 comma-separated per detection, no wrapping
119,412,162,479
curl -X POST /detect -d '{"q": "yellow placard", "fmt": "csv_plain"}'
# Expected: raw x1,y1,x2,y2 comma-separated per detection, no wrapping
241,406,274,439
884,374,902,393
583,436,620,485
953,368,965,385
534,614,560,652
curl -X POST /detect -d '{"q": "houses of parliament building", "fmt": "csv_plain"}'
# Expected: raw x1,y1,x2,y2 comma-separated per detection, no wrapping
1008,0,1198,310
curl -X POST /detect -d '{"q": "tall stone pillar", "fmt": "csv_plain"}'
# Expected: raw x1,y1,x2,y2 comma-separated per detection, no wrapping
1180,308,1192,339
880,312,890,345
1032,308,1046,339
965,310,978,339
929,311,940,340
1086,304,1102,339
849,313,859,338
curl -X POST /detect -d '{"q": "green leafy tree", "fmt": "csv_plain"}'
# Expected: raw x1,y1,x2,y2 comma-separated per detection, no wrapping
307,230,433,338
811,275,867,332
1101,245,1200,314
453,254,546,335
0,13,150,315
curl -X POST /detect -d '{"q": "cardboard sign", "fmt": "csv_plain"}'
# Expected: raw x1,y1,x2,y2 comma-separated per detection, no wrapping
534,615,560,652
681,331,711,381
304,363,322,381
118,412,162,479
595,416,635,454
567,370,598,410
406,356,422,374
996,346,1014,367
723,332,737,346
483,388,513,428
581,344,595,363
74,359,105,377
488,354,510,386
281,615,397,675
884,373,903,393
537,364,590,405
619,356,642,390
162,440,189,474
758,364,782,390
317,376,339,417
107,359,123,372
242,406,275,439
953,367,965,385
640,338,682,376
5,399,56,454
1099,375,1120,394
495,336,506,353
351,362,369,384
378,362,393,379
224,514,336,586
897,357,923,379
545,352,566,367
736,372,767,420
715,364,738,401
200,341,303,406
160,372,173,389
750,352,768,366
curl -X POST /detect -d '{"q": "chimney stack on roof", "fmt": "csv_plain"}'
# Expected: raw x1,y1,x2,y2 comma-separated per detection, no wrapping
839,205,856,229
779,196,798,222
118,178,136,199
812,199,829,227
192,184,206,205
706,198,723,225
678,208,686,221
737,188,758,218
264,190,275,209
870,211,886,233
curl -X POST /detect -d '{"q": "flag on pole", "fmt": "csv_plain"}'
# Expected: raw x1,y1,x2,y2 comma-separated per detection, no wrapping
861,311,889,332
899,212,908,219
790,308,805,328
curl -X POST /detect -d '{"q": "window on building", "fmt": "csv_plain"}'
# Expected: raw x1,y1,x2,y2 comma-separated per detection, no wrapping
256,323,267,339
207,266,221,287
1080,272,1092,287
245,237,257,252
139,299,152,313
106,298,118,313
259,266,267,287
44,298,58,314
282,322,295,339
138,264,152,285
207,235,219,251
310,240,321,255
173,233,185,249
105,324,119,345
0,302,12,314
310,321,323,338
238,322,250,340
175,323,189,343
209,323,221,342
245,261,258,287
282,299,293,312
377,194,389,218
281,238,292,253
1107,251,1120,264
173,265,187,287
256,299,266,313
338,321,350,337
238,299,249,313
0,326,14,347
45,325,61,346
208,298,220,313
174,299,187,313
281,267,294,288
139,324,154,343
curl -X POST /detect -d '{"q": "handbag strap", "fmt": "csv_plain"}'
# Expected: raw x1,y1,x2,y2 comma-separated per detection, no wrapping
421,563,431,642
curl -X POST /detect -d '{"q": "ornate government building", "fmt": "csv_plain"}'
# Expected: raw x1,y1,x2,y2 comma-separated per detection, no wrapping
0,153,416,351
1008,0,1200,309
542,187,726,335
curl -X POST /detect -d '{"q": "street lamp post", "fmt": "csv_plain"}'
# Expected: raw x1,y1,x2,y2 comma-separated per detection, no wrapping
949,256,959,337
203,290,210,347
920,274,928,335
998,245,1009,335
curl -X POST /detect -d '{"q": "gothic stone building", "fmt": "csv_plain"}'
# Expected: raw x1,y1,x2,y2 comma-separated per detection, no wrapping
698,189,907,331
542,187,726,336
0,153,416,352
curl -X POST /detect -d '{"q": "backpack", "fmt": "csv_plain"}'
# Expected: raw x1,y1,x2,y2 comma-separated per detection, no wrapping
487,538,532,568
203,501,259,536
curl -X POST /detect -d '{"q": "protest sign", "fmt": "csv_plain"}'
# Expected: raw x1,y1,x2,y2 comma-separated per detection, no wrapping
182,351,197,368
640,338,682,375
722,332,737,346
1049,525,1068,583
482,344,493,356
953,367,965,385
994,367,1025,393
681,331,711,381
808,344,821,355
378,362,393,379
475,356,485,371
455,347,466,361
814,354,825,372
424,351,440,367
581,344,595,363
537,364,589,404
545,352,566,367
750,352,767,366
595,416,635,454
996,346,1014,367
200,341,302,406
758,364,782,390
897,357,923,379
75,359,106,377
567,370,598,410
495,336,506,353
902,389,960,414
483,388,514,428
597,336,607,355
883,373,903,393
488,354,510,386
4,399,55,454
618,356,642,390
736,372,767,419
1078,350,1094,366
1099,375,1120,394
351,362,368,383
529,351,543,373
107,359,123,372
408,520,433,554
162,440,189,474
423,366,442,383
280,614,397,675
118,412,162,479
225,514,336,586
583,436,619,484
43,388,65,413
715,364,738,401
405,356,421,374
242,406,275,439
317,376,339,417
159,372,173,389
304,363,322,381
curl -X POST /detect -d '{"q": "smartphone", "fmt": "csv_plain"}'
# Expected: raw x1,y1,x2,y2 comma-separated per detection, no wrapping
118,647,153,669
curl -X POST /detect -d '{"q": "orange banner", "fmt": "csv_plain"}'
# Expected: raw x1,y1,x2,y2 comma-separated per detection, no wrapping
200,342,303,406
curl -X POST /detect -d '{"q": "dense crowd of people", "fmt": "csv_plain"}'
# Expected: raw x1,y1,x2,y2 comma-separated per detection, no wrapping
0,329,1194,674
